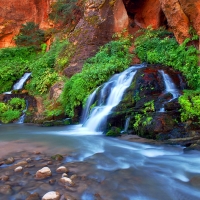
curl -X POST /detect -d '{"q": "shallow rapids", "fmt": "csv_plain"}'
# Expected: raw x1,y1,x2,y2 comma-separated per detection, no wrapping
0,124,200,200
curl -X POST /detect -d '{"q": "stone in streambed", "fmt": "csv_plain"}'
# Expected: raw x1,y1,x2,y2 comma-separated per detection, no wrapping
0,185,12,195
42,191,60,200
5,157,15,165
14,191,30,200
26,192,40,200
14,166,23,172
59,177,73,186
35,167,52,179
15,161,28,166
56,166,68,173
0,175,9,181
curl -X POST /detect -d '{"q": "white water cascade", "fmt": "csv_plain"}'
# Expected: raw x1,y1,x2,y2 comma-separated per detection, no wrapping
159,70,181,112
17,100,28,124
4,72,31,94
83,65,145,131
13,72,31,90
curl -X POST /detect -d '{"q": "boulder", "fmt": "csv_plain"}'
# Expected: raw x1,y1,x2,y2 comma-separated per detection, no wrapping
56,166,69,173
35,167,52,179
42,191,60,200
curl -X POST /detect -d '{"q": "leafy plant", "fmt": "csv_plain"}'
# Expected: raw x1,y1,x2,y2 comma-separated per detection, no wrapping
179,90,200,122
14,22,45,50
60,38,133,117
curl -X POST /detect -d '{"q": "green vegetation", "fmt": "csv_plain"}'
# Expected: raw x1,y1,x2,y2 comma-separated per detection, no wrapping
106,127,121,137
179,90,200,122
61,38,133,117
133,100,154,132
134,27,200,122
26,40,69,95
14,22,45,50
0,98,26,123
49,0,81,25
0,47,37,93
134,27,199,89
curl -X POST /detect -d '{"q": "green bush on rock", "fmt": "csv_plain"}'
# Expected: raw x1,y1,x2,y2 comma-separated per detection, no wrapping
0,98,26,123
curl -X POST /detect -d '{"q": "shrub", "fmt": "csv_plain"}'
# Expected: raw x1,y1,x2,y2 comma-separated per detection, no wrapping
14,22,45,50
0,46,37,93
134,27,199,89
179,90,200,122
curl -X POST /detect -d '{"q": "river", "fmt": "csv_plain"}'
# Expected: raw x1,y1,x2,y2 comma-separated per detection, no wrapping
0,124,200,200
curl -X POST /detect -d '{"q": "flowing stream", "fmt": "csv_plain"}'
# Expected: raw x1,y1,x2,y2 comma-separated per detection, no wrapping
0,124,200,200
159,70,181,112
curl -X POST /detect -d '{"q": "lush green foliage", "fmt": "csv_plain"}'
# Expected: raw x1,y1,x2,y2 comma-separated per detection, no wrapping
134,27,200,89
134,27,200,122
26,40,68,95
61,38,133,117
49,0,80,25
14,22,45,50
179,90,200,122
0,47,37,93
0,98,26,123
106,127,121,137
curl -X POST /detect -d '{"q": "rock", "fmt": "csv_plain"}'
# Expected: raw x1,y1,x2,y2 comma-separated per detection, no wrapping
14,166,23,172
15,161,28,166
5,157,15,165
160,0,190,43
0,0,52,48
24,171,31,176
26,158,32,163
51,154,64,161
59,177,73,186
56,166,69,173
0,175,9,181
62,173,68,178
60,194,76,200
42,191,60,200
49,179,56,185
0,185,12,195
15,191,30,200
35,167,52,179
70,174,77,181
26,193,40,200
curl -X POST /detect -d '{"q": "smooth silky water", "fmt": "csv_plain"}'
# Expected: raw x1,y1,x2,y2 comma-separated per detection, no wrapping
0,124,200,200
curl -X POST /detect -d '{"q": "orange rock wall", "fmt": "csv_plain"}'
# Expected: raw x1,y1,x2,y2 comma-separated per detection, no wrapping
0,0,52,48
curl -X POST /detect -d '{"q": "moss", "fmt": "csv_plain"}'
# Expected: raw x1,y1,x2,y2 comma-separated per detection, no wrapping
106,126,121,137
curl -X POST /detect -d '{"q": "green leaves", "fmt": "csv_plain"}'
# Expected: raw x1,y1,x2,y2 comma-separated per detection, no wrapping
61,38,133,117
0,98,26,123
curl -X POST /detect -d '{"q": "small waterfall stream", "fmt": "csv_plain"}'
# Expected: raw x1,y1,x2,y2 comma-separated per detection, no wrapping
83,65,145,131
4,72,31,94
159,70,181,112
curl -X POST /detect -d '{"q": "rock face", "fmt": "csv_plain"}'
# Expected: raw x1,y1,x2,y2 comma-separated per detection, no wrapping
123,0,164,29
63,0,131,77
106,65,186,139
0,0,52,48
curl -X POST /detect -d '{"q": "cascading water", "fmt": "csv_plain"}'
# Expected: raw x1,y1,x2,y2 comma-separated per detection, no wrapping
17,100,28,124
81,89,97,124
83,64,145,131
159,70,181,112
4,72,31,94
13,72,31,90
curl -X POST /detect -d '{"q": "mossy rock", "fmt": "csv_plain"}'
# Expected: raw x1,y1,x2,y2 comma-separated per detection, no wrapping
106,126,121,137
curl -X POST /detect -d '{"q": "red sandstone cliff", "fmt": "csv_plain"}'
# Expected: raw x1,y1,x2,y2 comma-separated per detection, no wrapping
0,0,200,48
0,0,53,48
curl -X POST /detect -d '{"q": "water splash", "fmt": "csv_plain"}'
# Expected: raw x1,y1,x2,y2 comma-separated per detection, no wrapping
13,73,31,90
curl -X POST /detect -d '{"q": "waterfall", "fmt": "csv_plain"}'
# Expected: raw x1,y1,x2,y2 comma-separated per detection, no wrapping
13,73,31,90
4,72,31,94
17,100,28,124
123,117,130,133
83,64,145,131
159,70,181,112
81,89,97,123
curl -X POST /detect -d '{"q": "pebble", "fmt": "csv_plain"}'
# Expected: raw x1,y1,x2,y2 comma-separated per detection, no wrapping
26,192,40,200
0,185,12,195
5,157,15,165
35,167,52,179
26,158,32,163
56,166,68,173
0,175,9,181
14,166,23,172
15,161,28,166
42,191,60,200
62,173,68,177
60,177,73,186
